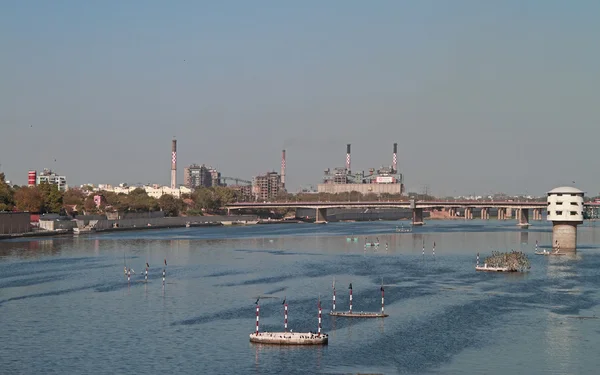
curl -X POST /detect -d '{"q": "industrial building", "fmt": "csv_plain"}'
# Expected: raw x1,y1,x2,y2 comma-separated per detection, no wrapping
317,143,404,195
31,169,68,191
184,164,222,188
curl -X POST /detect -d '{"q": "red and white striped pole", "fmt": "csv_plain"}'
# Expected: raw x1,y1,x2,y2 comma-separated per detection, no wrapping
255,304,260,335
476,252,479,267
284,302,288,332
318,299,322,337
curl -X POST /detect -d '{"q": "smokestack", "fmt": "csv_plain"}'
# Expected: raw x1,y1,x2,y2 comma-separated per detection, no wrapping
346,144,351,173
281,149,286,189
392,143,398,173
171,139,177,189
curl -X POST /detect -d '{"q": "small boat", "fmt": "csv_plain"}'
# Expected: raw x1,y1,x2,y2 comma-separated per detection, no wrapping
185,222,191,228
328,281,388,318
73,227,96,235
249,298,328,345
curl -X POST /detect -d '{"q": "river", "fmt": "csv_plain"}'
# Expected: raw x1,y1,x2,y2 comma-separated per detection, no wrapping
1,220,600,374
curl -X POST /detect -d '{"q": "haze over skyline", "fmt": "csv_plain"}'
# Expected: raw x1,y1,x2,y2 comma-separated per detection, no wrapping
1,1,599,196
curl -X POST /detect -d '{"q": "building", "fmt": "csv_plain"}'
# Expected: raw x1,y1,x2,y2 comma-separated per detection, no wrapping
36,169,68,191
547,186,585,251
91,184,192,199
184,164,221,188
317,143,404,196
253,172,282,201
230,185,253,202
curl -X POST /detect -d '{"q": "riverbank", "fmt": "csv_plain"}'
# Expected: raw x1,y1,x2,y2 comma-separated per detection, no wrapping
0,215,257,241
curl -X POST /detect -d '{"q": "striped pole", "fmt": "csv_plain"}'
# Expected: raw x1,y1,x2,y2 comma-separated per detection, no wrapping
433,241,436,257
256,304,260,335
332,283,336,312
476,252,479,266
145,268,148,281
318,299,322,337
422,240,425,257
381,285,385,314
349,284,353,313
127,269,130,283
162,269,166,284
535,240,538,252
284,303,288,332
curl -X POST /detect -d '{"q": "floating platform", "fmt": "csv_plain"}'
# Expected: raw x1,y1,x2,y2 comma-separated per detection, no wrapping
329,311,388,318
535,250,565,256
475,265,516,272
249,332,328,345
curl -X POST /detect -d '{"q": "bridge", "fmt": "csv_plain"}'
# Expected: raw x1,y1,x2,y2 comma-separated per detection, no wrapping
226,200,600,226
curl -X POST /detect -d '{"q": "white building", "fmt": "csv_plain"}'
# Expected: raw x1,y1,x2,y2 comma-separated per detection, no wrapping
37,169,67,191
547,186,585,251
90,183,191,199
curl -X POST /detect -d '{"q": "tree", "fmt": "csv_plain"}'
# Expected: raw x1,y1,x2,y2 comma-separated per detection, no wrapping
158,194,182,217
0,173,14,211
63,188,86,206
37,182,64,213
14,186,43,212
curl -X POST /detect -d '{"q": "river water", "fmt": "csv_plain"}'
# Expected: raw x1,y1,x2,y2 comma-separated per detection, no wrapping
1,220,600,374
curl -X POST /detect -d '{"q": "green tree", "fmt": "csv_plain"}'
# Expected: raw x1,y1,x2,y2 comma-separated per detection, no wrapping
0,173,15,211
14,186,44,212
158,194,182,217
127,188,159,212
37,182,64,213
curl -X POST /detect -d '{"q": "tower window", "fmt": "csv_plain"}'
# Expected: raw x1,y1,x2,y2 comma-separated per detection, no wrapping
570,211,578,215
556,211,563,215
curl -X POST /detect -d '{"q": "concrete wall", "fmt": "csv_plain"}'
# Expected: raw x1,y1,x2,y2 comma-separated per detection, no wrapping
0,212,31,234
297,208,418,222
39,219,78,231
105,211,165,220
93,215,258,231
317,183,402,195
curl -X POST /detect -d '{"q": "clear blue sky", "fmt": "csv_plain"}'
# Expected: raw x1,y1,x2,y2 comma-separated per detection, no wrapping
1,0,599,196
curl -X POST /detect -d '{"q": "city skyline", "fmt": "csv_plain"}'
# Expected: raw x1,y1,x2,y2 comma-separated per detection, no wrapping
1,1,599,196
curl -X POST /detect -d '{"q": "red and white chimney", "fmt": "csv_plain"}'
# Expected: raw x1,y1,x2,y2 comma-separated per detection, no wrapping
346,144,351,173
171,139,177,189
392,143,398,174
281,149,286,189
28,170,37,187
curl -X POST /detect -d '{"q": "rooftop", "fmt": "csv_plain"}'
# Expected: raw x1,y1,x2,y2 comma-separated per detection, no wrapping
547,186,585,194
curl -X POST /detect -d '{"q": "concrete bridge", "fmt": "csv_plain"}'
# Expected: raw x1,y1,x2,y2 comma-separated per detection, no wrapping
225,200,600,226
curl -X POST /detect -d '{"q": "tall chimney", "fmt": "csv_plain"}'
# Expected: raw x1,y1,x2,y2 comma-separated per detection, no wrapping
392,143,398,174
281,149,286,189
171,139,177,189
346,144,351,173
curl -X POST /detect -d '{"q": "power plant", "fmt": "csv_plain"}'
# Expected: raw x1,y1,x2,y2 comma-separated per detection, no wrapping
317,143,404,195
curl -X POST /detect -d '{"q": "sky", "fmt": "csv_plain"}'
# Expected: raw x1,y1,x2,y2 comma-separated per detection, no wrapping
1,0,599,196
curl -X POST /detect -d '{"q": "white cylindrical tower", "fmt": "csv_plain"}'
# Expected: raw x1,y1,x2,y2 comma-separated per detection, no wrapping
547,186,585,251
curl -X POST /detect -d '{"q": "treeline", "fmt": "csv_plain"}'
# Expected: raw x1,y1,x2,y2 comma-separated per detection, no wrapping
0,174,245,216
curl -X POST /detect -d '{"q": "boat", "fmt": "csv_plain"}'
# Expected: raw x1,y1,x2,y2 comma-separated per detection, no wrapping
73,227,96,235
249,298,328,345
328,280,388,318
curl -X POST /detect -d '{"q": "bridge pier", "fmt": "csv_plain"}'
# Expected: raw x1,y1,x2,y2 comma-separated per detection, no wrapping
315,208,328,223
518,208,529,227
464,208,473,220
480,208,489,220
533,208,543,221
412,208,424,226
506,207,513,219
497,208,506,220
